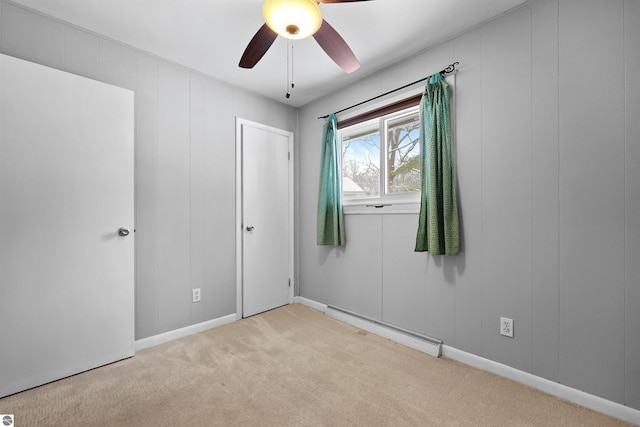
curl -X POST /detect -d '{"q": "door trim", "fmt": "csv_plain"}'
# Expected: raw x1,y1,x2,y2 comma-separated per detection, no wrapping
235,118,294,319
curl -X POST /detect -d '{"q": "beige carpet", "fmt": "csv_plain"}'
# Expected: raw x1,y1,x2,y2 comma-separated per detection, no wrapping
0,304,634,426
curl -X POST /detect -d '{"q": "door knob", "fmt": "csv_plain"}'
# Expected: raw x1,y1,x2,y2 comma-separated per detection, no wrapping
246,225,254,232
118,227,130,237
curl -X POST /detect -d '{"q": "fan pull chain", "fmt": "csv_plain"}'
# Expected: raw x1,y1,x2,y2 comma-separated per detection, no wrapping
291,42,295,90
286,40,295,99
286,39,291,98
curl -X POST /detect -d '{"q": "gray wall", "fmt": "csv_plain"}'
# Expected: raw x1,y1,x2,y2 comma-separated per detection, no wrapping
298,0,640,410
0,0,297,340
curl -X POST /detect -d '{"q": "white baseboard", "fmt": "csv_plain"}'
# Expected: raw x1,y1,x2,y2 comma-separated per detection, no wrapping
294,296,327,312
443,345,640,425
134,314,236,352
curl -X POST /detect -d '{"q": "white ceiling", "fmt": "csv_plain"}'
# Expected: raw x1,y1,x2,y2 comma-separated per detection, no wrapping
9,0,528,107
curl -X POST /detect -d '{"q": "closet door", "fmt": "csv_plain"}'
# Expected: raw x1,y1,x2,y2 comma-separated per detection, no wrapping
237,119,293,318
0,54,134,397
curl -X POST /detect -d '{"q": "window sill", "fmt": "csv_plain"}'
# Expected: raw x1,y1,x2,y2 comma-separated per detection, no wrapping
343,200,420,215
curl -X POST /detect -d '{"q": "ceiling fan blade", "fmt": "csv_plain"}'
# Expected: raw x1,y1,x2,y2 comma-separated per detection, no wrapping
239,23,278,69
318,0,373,3
313,19,360,73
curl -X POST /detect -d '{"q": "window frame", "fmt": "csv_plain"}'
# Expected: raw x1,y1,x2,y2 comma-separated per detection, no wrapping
339,105,421,208
336,74,455,215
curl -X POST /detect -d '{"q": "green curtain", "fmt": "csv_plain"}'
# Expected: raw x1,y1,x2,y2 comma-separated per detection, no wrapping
317,114,345,246
415,73,459,255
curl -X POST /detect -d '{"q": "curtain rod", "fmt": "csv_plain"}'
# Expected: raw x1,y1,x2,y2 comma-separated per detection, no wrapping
317,62,459,120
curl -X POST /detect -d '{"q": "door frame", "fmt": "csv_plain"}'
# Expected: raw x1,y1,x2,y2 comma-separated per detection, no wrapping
235,117,294,319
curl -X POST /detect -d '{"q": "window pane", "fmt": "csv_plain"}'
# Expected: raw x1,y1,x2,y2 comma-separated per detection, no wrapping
341,125,380,198
386,111,420,194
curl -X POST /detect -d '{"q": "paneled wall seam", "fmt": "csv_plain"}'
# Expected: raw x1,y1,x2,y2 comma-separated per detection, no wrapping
381,216,384,324
452,39,457,347
622,0,627,404
154,57,160,337
557,0,562,384
132,42,138,337
479,20,484,359
529,4,534,374
189,73,193,323
555,0,560,382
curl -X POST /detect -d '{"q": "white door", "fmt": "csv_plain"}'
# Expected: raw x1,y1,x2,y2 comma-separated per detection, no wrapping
0,54,134,398
237,120,293,318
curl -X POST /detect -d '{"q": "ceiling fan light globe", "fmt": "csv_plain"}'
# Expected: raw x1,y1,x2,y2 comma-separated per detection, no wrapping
263,0,322,40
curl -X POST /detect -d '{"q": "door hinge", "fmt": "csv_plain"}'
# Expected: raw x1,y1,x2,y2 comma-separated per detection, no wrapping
288,278,291,287
288,151,290,160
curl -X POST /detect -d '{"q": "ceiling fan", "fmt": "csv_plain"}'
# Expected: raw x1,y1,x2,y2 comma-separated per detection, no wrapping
239,0,372,74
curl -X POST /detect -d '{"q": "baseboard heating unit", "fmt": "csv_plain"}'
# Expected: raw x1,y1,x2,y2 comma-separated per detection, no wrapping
325,305,443,358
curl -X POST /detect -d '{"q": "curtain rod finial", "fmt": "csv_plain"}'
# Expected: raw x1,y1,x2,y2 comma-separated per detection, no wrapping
440,61,459,75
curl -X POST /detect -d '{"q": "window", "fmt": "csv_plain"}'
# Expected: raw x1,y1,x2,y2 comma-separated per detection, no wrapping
340,105,421,205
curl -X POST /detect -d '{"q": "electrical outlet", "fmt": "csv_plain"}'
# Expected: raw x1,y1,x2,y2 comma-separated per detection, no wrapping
500,317,513,338
192,288,201,303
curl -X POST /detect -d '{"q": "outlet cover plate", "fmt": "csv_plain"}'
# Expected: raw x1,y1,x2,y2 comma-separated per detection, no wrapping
192,288,201,303
500,317,514,338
